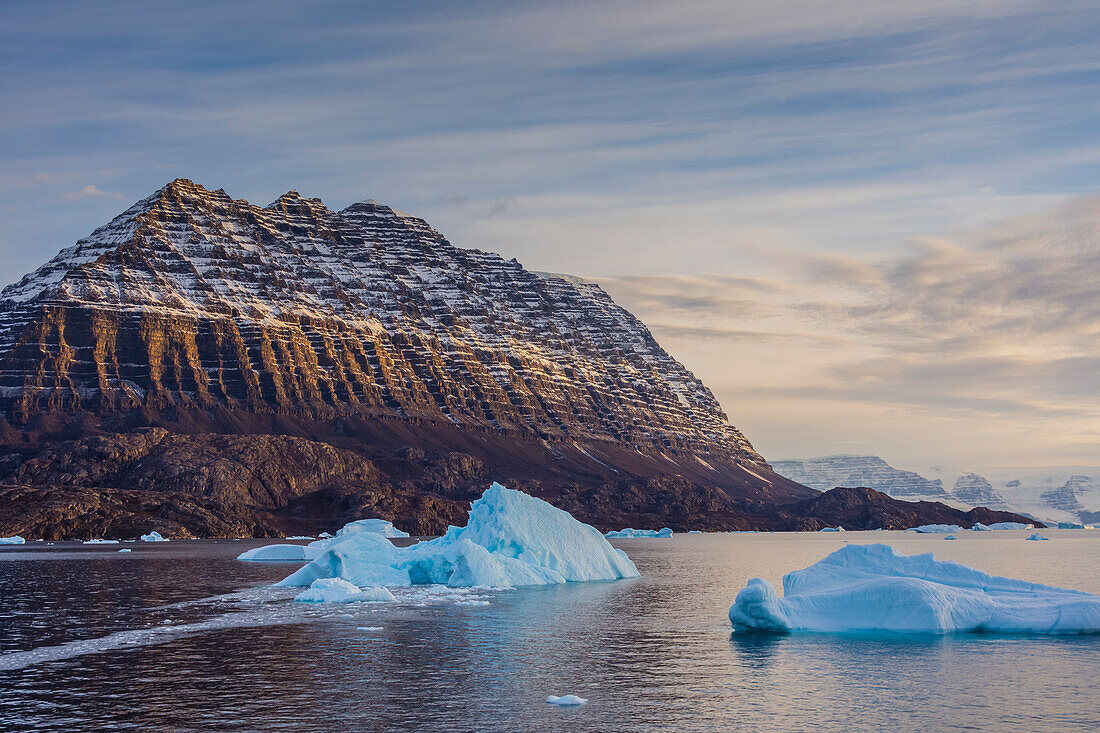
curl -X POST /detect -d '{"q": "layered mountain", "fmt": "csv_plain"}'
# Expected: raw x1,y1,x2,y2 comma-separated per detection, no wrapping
0,180,1037,537
951,472,1011,512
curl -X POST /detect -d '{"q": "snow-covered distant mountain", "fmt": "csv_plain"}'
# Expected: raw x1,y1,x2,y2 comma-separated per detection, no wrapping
774,456,1100,525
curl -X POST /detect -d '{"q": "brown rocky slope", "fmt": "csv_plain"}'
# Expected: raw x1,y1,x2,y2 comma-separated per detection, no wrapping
0,180,1037,537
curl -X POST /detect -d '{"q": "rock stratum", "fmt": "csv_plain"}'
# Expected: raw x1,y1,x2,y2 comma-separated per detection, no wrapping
0,180,1036,537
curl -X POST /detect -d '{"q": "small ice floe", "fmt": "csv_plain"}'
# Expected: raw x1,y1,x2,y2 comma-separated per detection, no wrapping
944,535,957,540
118,549,132,553
140,531,169,542
293,578,397,604
239,517,412,562
818,526,845,533
0,536,25,545
83,539,119,545
277,483,639,589
729,543,1100,634
546,695,587,706
909,524,964,534
688,530,703,534
284,535,314,540
1026,534,1050,541
987,522,1034,530
605,528,672,538
356,626,384,631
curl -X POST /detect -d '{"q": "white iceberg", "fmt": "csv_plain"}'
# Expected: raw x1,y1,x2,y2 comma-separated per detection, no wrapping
140,531,169,542
728,543,1100,634
818,526,845,533
605,527,673,538
277,483,640,589
118,548,132,553
336,518,409,539
987,522,1034,530
909,524,964,533
293,578,397,604
546,694,587,706
1026,533,1050,541
237,543,317,562
239,516,410,562
83,539,119,545
0,536,25,545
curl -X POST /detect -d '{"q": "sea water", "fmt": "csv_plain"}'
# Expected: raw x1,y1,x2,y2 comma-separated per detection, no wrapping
1,530,1097,732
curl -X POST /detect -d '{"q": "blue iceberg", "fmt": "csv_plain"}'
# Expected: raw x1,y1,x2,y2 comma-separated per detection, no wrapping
238,516,411,562
277,483,640,589
605,528,672,538
729,543,1100,634
0,535,25,545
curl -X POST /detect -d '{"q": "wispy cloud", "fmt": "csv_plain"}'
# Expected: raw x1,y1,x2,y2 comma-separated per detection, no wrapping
60,184,125,201
601,194,1100,466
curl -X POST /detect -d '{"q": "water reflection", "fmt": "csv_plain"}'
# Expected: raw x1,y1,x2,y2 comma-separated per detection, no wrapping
2,535,1099,732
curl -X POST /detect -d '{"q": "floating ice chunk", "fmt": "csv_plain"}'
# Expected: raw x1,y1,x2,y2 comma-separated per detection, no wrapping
1026,534,1050,541
1058,522,1085,529
944,535,957,540
546,695,587,706
336,519,409,539
278,483,639,589
118,548,132,553
285,535,314,540
83,539,119,544
818,526,845,533
293,578,397,604
987,522,1033,530
909,524,964,533
140,531,169,542
728,543,1100,634
971,523,990,531
0,536,25,545
605,527,672,538
688,530,703,534
237,544,316,562
240,518,409,562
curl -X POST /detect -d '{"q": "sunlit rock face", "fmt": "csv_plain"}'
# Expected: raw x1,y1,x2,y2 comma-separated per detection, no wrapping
0,179,818,539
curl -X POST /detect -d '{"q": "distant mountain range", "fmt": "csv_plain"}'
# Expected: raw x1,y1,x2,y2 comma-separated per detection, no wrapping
774,455,1097,525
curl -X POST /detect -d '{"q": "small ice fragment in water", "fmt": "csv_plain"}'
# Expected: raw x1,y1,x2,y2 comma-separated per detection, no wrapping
293,578,397,604
943,535,957,540
284,536,314,540
547,695,587,706
1026,534,1050,541
818,526,844,532
83,539,119,544
356,626,384,631
118,548,132,553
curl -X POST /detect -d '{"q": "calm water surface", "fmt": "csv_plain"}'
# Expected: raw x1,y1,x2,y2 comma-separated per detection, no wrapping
1,531,1098,732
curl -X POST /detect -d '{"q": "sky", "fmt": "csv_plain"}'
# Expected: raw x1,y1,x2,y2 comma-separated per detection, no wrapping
1,0,1098,469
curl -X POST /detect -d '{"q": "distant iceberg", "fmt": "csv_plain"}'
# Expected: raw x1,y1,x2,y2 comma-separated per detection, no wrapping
1026,533,1050,541
818,526,845,533
909,524,964,533
729,543,1100,634
336,519,409,539
605,528,672,538
971,523,991,531
140,531,169,542
0,535,25,545
239,516,411,562
546,694,587,706
83,539,119,545
277,483,640,589
293,578,397,604
944,535,957,540
987,522,1034,530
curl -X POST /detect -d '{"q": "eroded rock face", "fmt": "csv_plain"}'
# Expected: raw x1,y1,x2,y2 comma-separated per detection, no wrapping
0,179,760,462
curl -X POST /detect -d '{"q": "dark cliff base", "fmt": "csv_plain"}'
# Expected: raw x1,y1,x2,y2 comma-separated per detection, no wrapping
0,418,1039,539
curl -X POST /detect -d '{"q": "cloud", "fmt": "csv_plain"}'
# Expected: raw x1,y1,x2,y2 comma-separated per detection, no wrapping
60,184,126,201
599,193,1100,466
